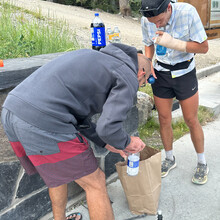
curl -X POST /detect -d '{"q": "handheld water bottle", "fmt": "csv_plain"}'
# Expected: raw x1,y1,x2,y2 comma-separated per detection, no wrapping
147,74,155,84
155,28,167,56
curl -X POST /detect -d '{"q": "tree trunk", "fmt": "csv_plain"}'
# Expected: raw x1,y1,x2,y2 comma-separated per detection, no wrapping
119,0,131,16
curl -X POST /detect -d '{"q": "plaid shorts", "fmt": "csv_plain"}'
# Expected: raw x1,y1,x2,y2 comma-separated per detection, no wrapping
1,108,98,187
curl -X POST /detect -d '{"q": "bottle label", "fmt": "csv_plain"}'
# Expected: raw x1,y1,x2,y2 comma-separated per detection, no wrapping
108,34,114,41
127,155,140,176
156,44,167,56
92,27,106,47
114,33,120,38
127,159,139,168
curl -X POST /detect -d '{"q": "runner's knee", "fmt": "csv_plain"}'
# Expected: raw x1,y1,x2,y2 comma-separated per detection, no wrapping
76,168,106,192
159,114,172,125
87,169,106,191
184,116,199,128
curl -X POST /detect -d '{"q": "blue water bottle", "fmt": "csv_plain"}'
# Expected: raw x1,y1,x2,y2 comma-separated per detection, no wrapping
155,28,167,56
147,74,155,84
91,13,106,51
156,45,167,56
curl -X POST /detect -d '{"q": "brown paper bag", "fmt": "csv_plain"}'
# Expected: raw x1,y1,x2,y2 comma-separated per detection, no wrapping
115,146,161,215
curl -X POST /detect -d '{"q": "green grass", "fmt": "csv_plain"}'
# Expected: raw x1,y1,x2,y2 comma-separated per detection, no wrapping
138,106,214,150
0,2,80,59
139,83,153,98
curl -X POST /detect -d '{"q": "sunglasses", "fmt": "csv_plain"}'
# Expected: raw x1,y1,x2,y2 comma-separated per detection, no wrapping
140,0,170,17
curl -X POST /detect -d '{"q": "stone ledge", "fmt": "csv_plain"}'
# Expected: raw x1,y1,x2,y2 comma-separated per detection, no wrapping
0,52,65,90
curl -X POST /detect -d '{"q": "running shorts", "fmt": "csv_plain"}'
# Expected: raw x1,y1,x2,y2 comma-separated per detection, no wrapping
151,68,198,100
1,108,98,188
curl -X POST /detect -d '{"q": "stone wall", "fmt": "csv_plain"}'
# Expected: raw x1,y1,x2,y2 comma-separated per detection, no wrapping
0,53,141,220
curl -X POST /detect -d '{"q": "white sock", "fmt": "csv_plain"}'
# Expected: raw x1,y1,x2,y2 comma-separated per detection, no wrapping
197,152,206,165
165,150,174,161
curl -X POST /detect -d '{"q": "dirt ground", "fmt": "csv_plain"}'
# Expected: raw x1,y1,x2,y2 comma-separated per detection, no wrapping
1,0,220,162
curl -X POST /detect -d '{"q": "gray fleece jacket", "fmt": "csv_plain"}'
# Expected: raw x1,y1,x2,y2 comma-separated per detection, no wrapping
3,43,139,150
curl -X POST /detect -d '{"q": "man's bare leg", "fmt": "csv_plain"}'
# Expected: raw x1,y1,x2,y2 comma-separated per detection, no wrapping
154,96,176,177
49,184,82,220
49,184,67,220
154,96,174,151
180,92,204,153
75,168,114,220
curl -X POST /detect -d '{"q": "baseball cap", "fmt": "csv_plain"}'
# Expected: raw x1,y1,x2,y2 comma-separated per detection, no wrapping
140,0,171,17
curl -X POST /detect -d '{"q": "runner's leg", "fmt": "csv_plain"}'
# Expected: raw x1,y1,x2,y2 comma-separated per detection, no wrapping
75,168,114,220
180,91,204,153
154,96,174,151
49,184,67,220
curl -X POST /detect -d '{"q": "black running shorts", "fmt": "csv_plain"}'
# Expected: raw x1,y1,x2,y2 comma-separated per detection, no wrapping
151,68,198,100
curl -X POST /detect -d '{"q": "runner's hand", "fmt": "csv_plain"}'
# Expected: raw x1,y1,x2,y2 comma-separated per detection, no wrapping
124,136,145,154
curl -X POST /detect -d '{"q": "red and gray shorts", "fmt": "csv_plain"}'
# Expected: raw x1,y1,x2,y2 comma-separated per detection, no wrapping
1,108,98,188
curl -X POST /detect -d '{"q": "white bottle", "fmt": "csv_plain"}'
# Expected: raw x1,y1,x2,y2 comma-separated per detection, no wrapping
106,27,114,44
113,26,121,43
127,152,140,176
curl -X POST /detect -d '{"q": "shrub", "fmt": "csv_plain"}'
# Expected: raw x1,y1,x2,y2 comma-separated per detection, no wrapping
0,2,80,59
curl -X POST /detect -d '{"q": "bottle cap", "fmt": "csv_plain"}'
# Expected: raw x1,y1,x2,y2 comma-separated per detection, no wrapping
0,60,4,67
158,210,162,215
95,13,99,16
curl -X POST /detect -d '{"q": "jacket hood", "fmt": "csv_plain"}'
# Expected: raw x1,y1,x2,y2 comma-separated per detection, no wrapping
100,43,138,75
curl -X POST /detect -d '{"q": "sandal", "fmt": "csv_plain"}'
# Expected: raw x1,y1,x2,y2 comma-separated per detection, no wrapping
66,212,82,220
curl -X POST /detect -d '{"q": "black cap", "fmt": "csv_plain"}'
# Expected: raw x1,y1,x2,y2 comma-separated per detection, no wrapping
140,0,171,17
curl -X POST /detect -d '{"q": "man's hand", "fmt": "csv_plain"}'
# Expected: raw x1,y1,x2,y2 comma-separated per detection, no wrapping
150,60,157,80
124,136,146,154
154,31,187,52
105,144,127,159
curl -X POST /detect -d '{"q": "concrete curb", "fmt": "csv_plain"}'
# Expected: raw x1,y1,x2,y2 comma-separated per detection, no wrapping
197,62,220,79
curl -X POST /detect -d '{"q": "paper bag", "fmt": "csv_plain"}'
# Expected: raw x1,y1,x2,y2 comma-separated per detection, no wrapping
115,146,161,215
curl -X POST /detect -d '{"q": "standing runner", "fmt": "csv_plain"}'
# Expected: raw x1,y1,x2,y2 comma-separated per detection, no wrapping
140,0,209,184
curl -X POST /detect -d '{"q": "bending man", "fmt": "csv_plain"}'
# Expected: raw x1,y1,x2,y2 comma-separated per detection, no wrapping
1,43,151,220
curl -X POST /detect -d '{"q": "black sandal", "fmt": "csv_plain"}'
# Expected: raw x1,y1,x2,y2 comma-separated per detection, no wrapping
66,212,82,220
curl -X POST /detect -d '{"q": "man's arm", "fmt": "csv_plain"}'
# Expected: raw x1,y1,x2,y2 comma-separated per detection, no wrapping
186,40,208,54
145,44,154,60
154,31,209,54
145,45,157,79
